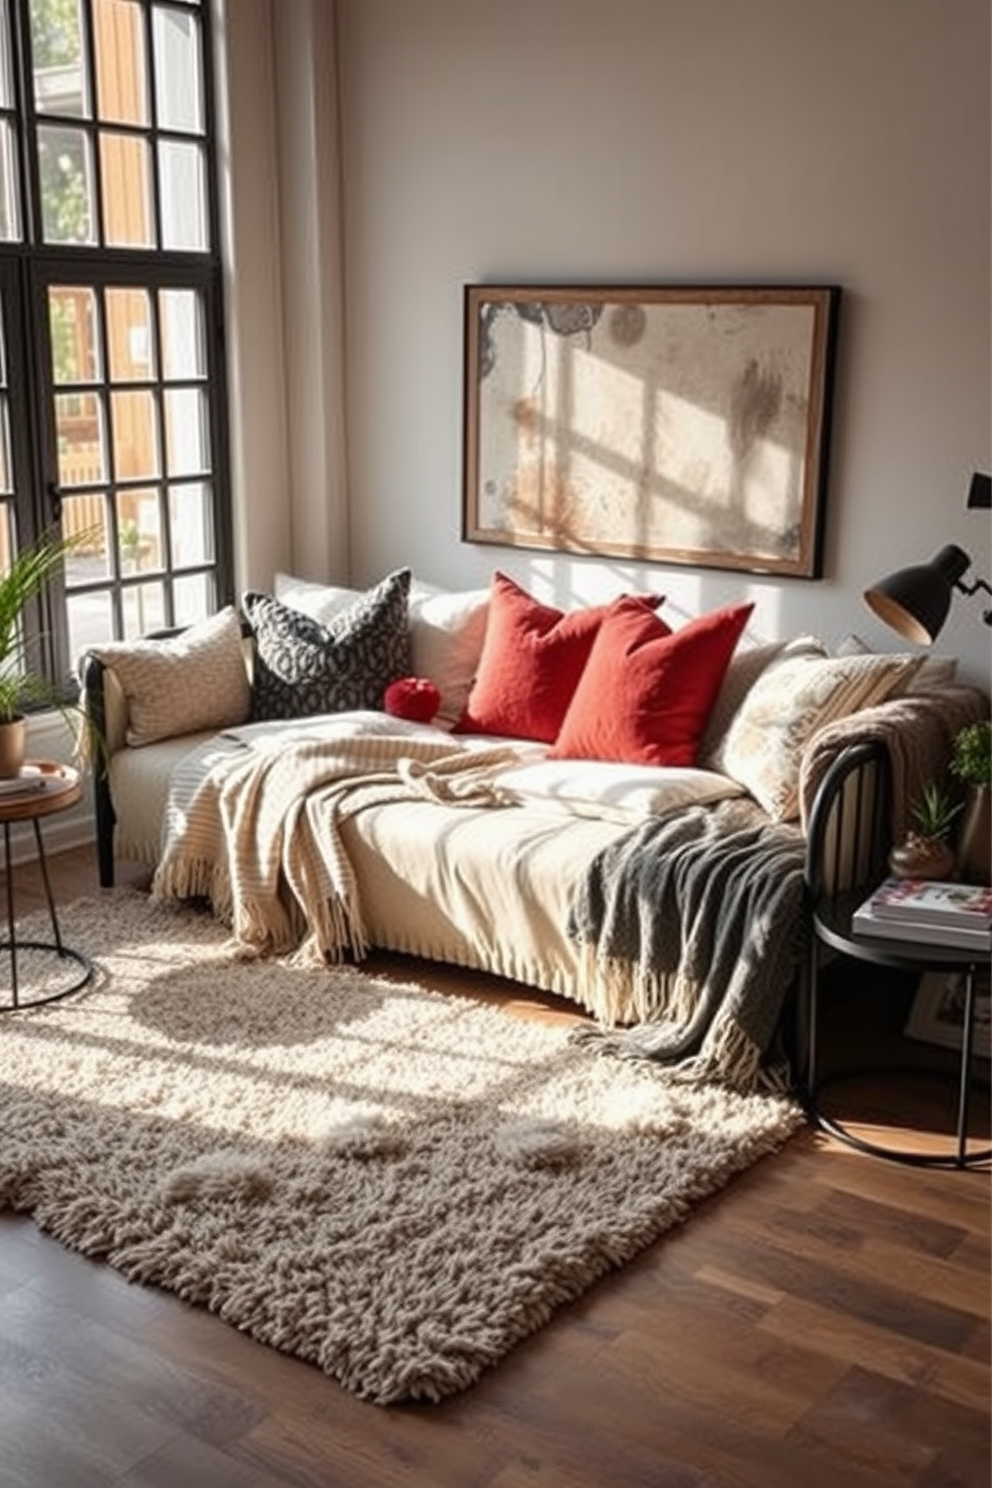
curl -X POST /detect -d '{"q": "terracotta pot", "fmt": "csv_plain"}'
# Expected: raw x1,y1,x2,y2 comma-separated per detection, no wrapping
0,716,26,778
888,833,956,882
956,787,991,885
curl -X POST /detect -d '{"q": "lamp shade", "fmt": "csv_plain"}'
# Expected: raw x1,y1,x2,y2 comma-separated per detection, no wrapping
863,543,971,645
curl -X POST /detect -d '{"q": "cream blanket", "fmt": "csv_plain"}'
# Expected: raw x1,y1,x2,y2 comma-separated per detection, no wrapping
153,724,520,964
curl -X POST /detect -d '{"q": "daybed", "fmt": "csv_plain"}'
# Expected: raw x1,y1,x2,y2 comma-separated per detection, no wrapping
80,566,988,1091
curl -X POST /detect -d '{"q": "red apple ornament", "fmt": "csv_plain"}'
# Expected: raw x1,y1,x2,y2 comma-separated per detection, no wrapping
383,676,442,724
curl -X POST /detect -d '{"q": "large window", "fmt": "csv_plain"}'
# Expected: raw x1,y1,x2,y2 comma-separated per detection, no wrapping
0,0,231,696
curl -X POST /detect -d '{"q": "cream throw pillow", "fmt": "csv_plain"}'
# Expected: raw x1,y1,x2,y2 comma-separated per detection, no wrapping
491,758,745,824
718,650,922,821
88,606,250,747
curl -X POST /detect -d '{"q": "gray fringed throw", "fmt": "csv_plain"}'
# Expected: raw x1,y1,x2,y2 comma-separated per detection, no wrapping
567,798,807,1091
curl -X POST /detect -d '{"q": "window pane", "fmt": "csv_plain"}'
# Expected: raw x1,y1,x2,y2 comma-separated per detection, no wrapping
62,492,108,579
122,579,164,637
100,130,153,246
117,486,161,573
49,285,101,383
160,287,203,379
67,586,112,665
169,480,212,566
163,386,208,476
0,121,21,240
106,287,154,381
153,5,202,133
94,0,148,126
158,137,206,250
0,500,11,568
111,388,159,479
0,0,12,107
0,402,9,493
31,0,89,118
38,124,96,243
173,569,211,626
56,390,106,486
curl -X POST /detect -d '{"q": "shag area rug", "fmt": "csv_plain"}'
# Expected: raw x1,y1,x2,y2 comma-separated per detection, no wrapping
0,891,804,1404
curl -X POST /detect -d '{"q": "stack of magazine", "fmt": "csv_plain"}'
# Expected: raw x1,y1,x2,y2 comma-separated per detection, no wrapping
0,765,59,798
853,877,992,953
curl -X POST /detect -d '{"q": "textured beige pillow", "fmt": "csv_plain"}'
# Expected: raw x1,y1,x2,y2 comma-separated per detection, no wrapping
700,634,828,767
89,606,250,747
718,650,922,821
834,632,958,696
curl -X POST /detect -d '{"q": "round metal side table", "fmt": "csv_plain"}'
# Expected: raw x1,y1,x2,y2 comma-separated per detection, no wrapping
807,891,991,1170
0,761,91,1011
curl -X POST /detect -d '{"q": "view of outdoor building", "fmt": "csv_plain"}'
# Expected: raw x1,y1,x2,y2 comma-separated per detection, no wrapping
0,0,229,688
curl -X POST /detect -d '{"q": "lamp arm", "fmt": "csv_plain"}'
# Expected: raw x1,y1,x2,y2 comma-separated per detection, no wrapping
955,575,992,599
954,575,992,626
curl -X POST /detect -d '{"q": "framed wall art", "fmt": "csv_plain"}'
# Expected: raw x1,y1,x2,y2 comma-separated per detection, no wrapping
905,968,991,1060
462,284,841,578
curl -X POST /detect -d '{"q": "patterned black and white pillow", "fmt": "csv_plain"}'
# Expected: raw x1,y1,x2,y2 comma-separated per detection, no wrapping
243,568,412,721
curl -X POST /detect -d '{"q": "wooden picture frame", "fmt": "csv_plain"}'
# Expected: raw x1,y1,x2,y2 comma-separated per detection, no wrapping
904,968,991,1060
462,284,841,577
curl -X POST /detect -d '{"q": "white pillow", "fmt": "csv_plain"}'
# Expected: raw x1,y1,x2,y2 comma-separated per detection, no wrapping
273,573,362,624
86,606,251,747
273,572,489,728
718,650,923,822
490,758,745,824
404,583,490,727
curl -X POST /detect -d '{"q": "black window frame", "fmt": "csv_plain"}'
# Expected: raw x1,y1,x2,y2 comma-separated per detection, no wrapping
0,0,233,701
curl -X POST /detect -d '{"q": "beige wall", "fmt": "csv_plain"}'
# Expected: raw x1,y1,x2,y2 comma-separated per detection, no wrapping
227,0,992,690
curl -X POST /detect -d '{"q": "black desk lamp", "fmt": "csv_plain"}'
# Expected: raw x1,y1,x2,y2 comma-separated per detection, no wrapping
863,472,992,643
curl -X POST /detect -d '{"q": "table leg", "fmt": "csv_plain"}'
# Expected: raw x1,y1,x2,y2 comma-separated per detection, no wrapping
33,816,64,954
0,813,91,1012
3,820,17,1008
956,964,977,1169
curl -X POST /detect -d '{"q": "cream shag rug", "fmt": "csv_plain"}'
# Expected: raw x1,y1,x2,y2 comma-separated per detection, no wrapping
0,891,803,1404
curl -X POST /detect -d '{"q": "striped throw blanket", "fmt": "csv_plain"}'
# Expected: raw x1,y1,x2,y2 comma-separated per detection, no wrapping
153,722,520,965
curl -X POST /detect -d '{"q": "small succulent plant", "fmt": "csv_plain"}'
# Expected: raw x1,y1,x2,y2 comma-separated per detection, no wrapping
909,780,964,843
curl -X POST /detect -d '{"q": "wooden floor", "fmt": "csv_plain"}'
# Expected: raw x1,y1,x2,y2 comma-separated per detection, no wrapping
0,846,989,1488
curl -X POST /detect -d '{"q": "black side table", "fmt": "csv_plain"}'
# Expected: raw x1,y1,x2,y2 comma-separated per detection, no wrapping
806,891,990,1169
0,762,92,1011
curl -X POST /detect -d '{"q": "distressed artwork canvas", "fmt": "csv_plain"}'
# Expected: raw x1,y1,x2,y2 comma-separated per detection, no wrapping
463,285,840,578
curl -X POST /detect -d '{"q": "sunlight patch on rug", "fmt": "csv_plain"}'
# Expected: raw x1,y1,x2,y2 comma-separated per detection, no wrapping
0,891,804,1404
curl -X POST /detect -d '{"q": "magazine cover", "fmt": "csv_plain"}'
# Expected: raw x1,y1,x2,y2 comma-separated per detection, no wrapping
871,877,992,928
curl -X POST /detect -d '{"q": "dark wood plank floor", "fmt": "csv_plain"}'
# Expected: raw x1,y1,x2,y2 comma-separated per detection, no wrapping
0,846,988,1488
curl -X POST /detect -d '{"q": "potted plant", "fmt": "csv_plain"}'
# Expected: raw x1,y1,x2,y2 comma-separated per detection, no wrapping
951,718,992,884
889,780,963,882
0,527,85,777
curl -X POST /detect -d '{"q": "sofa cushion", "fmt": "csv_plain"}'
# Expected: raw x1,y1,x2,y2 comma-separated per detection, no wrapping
403,583,490,727
453,572,661,743
717,649,923,821
700,633,827,766
86,605,250,747
274,571,489,728
491,757,745,824
835,632,958,696
550,600,754,768
243,568,412,721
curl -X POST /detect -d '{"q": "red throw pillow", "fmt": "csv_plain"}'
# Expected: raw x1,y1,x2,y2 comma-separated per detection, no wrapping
383,676,442,723
549,599,755,767
453,572,662,743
